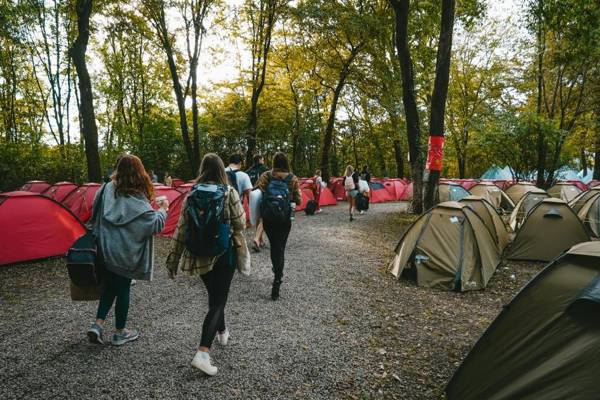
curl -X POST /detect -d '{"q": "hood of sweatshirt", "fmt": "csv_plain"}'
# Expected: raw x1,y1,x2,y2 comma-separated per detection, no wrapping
101,182,154,226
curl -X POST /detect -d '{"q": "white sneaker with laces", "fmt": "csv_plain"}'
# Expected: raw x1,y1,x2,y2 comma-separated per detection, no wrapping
217,329,229,346
191,351,218,376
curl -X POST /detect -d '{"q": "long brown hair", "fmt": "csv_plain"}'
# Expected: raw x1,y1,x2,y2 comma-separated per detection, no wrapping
195,153,228,185
272,152,290,172
113,154,154,201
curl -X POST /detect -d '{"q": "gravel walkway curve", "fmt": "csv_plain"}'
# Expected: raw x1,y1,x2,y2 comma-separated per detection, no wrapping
0,202,539,399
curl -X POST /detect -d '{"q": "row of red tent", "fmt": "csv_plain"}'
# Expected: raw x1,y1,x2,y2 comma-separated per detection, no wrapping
3,177,598,266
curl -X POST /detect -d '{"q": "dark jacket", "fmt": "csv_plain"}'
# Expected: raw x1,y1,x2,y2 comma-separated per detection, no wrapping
256,168,302,205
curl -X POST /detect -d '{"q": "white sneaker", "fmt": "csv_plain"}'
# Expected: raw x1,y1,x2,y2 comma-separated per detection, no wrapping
217,329,229,346
191,351,218,376
359,210,365,215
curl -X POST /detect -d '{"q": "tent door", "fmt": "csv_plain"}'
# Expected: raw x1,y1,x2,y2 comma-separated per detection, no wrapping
453,219,466,291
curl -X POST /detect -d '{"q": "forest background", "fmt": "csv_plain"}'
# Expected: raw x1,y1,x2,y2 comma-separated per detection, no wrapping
1,0,599,201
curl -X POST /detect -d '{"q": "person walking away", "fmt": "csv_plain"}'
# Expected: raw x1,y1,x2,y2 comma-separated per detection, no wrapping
148,169,158,183
164,171,173,187
246,155,269,251
256,152,301,300
225,154,253,198
166,153,246,376
246,154,269,186
361,165,371,183
344,165,359,221
87,155,168,346
310,170,325,213
357,177,370,214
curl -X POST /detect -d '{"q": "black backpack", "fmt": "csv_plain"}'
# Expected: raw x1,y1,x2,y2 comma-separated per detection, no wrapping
261,172,293,224
305,199,318,215
226,169,239,194
247,165,261,186
184,184,231,257
356,193,369,211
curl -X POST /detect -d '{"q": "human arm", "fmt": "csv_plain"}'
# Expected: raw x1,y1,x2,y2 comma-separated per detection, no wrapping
228,189,246,233
290,176,302,206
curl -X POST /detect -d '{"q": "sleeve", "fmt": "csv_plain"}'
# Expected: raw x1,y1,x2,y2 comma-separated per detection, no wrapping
239,172,253,194
228,189,246,232
87,183,106,229
151,208,167,234
166,198,188,272
256,171,270,192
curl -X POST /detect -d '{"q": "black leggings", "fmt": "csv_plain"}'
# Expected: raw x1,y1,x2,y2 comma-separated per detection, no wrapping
264,220,292,282
199,251,236,348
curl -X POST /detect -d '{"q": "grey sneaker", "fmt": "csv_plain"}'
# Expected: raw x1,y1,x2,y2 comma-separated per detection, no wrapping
87,323,104,344
111,329,139,346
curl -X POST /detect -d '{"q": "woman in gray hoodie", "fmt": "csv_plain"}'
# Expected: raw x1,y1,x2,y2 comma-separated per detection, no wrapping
87,155,168,346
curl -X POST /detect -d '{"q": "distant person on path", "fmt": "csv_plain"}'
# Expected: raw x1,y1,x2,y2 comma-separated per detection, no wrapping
344,165,359,221
256,152,301,300
246,154,269,251
166,153,246,376
361,165,371,183
311,169,325,213
225,154,252,199
164,171,173,187
246,154,269,186
149,169,158,183
87,155,168,346
357,177,370,214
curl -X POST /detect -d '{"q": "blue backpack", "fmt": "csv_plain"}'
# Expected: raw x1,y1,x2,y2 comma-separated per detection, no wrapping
184,184,231,257
261,172,293,224
226,169,239,194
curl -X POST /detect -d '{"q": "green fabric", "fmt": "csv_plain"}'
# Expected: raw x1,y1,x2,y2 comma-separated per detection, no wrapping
96,270,132,329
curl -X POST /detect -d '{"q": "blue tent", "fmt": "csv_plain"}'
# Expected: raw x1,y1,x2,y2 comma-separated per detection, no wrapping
481,166,514,180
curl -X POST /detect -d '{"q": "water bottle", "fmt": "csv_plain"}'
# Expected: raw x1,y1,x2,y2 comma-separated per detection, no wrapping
290,202,296,221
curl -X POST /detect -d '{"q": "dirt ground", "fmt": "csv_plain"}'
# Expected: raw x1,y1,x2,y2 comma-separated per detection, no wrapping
0,202,543,399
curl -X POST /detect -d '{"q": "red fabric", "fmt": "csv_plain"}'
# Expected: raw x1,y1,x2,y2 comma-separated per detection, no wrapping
329,178,347,201
369,187,394,203
159,193,186,237
19,181,51,193
295,189,315,212
318,187,337,206
176,183,195,194
151,186,183,209
589,180,600,188
426,136,445,171
62,183,101,223
171,178,185,187
400,182,413,200
43,182,79,202
0,192,86,265
565,180,587,191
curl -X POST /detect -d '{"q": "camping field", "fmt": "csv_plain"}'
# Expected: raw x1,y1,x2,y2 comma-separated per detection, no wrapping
0,202,542,399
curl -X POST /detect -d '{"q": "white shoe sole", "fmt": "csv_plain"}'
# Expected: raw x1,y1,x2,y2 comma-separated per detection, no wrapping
191,358,218,376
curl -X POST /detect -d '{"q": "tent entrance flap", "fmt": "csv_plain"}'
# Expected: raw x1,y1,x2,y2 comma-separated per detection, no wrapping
454,219,466,291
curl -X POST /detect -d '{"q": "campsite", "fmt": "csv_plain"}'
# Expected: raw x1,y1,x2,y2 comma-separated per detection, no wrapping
2,0,600,398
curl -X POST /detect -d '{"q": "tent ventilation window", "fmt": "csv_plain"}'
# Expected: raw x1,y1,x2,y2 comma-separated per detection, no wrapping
543,208,563,219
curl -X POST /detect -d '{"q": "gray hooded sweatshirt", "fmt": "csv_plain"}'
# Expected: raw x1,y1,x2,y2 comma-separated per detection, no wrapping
92,182,166,281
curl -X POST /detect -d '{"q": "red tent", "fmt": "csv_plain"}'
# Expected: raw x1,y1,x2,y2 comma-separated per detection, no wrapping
382,179,408,201
0,192,86,265
176,183,195,194
62,183,101,222
171,178,185,187
43,182,79,202
318,187,337,206
295,189,315,212
159,193,186,237
565,180,587,191
369,182,394,203
589,180,600,188
151,185,183,209
329,178,347,201
19,180,51,193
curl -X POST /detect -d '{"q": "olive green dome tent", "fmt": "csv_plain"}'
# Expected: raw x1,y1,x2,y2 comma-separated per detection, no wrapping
547,181,582,202
468,183,514,212
505,182,539,204
569,186,600,214
388,202,501,291
447,241,600,400
576,190,600,237
459,196,509,252
436,183,470,203
507,188,550,231
505,198,589,262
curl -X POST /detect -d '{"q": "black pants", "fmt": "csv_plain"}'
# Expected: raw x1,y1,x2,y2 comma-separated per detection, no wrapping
264,220,292,282
199,251,235,348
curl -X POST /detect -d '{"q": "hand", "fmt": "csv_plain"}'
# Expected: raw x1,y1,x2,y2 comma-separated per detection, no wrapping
159,199,170,210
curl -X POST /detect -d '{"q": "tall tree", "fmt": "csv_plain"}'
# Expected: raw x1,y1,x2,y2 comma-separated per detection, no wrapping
422,0,456,210
69,0,101,181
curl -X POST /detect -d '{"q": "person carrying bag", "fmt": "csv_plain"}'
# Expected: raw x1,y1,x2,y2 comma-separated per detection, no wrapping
166,153,247,377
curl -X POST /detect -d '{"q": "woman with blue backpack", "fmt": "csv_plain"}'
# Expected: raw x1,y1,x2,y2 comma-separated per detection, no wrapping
256,152,302,301
166,153,246,376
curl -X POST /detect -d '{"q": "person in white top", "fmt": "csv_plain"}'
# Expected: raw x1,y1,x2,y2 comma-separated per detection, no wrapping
357,178,370,214
225,154,252,199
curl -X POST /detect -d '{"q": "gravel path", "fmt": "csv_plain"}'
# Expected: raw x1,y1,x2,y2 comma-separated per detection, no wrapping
0,202,541,399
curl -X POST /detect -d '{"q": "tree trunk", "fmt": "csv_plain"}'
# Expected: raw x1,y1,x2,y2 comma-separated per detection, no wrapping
246,96,259,165
391,0,423,213
320,45,362,183
393,140,404,178
581,147,588,178
69,0,101,182
423,0,456,210
535,0,546,187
